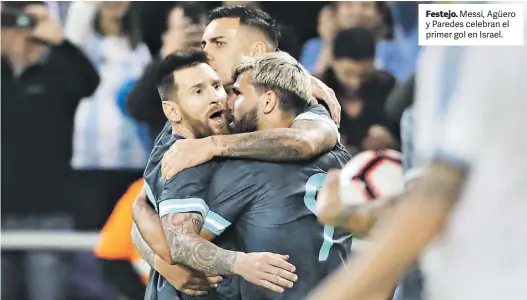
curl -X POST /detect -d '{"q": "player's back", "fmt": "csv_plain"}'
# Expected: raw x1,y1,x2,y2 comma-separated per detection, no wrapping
207,144,352,300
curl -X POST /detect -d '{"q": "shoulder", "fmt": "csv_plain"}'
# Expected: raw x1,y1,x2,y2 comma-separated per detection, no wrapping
294,104,331,122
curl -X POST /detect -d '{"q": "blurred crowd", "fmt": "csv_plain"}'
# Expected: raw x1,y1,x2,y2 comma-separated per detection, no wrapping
1,1,420,300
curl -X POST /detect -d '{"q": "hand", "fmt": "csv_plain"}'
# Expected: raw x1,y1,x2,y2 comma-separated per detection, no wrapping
310,75,341,126
161,9,204,58
233,252,297,293
161,24,203,58
155,257,223,296
317,169,347,227
26,5,64,45
161,137,214,179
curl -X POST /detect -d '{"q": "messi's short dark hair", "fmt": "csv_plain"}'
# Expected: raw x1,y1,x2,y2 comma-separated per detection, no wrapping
157,49,208,101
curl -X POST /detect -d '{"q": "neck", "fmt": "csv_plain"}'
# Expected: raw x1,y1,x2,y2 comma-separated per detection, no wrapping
259,112,296,131
99,16,121,36
171,123,196,139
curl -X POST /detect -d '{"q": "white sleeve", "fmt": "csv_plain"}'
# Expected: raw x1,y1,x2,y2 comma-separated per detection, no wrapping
64,1,99,50
434,44,527,171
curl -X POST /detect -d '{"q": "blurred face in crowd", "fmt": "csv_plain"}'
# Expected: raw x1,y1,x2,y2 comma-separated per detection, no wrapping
229,70,261,133
162,63,229,138
223,2,260,9
167,6,206,32
1,24,31,57
332,58,374,91
335,1,382,31
99,1,130,21
0,4,44,58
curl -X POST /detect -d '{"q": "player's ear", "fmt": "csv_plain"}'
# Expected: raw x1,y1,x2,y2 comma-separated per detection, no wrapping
262,90,278,114
162,100,182,123
250,41,267,56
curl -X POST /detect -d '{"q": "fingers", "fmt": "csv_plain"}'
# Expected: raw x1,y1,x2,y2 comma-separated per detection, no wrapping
185,276,222,290
181,289,208,296
310,76,341,126
206,276,224,285
261,271,295,288
25,5,48,20
258,279,286,293
324,169,341,189
266,254,296,273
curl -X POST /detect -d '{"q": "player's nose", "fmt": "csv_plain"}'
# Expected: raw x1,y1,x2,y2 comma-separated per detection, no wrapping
203,45,213,62
209,89,226,107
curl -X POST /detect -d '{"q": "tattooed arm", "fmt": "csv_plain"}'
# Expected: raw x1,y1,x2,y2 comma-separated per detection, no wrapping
131,222,157,267
161,105,339,179
210,118,337,161
161,211,298,293
131,187,173,262
161,212,237,275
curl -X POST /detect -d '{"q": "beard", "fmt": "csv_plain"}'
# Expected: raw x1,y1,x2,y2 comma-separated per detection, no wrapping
229,106,259,134
179,110,215,138
195,126,214,139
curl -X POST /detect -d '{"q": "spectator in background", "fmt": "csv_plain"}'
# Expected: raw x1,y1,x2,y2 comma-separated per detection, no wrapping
1,2,100,300
66,1,151,171
64,1,150,232
64,3,150,299
301,2,412,81
127,2,207,144
321,28,396,154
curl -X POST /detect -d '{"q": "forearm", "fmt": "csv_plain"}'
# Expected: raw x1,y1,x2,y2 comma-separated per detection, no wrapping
334,195,403,237
167,231,239,276
132,194,173,262
131,223,157,267
161,213,239,276
311,192,451,300
310,162,464,299
210,126,333,161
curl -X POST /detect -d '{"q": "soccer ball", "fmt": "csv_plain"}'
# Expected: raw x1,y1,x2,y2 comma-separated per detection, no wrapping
339,149,405,205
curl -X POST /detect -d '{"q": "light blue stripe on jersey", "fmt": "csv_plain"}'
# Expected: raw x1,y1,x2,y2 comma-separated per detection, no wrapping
203,211,232,236
158,198,209,217
400,107,415,172
434,47,470,170
437,47,463,120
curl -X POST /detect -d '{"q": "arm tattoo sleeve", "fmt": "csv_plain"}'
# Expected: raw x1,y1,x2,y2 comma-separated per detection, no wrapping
210,120,337,161
211,130,304,161
131,223,156,267
161,213,238,276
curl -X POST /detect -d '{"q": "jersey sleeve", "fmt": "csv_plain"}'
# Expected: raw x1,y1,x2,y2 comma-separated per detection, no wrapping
203,161,258,236
156,162,217,218
292,104,339,140
438,46,524,172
